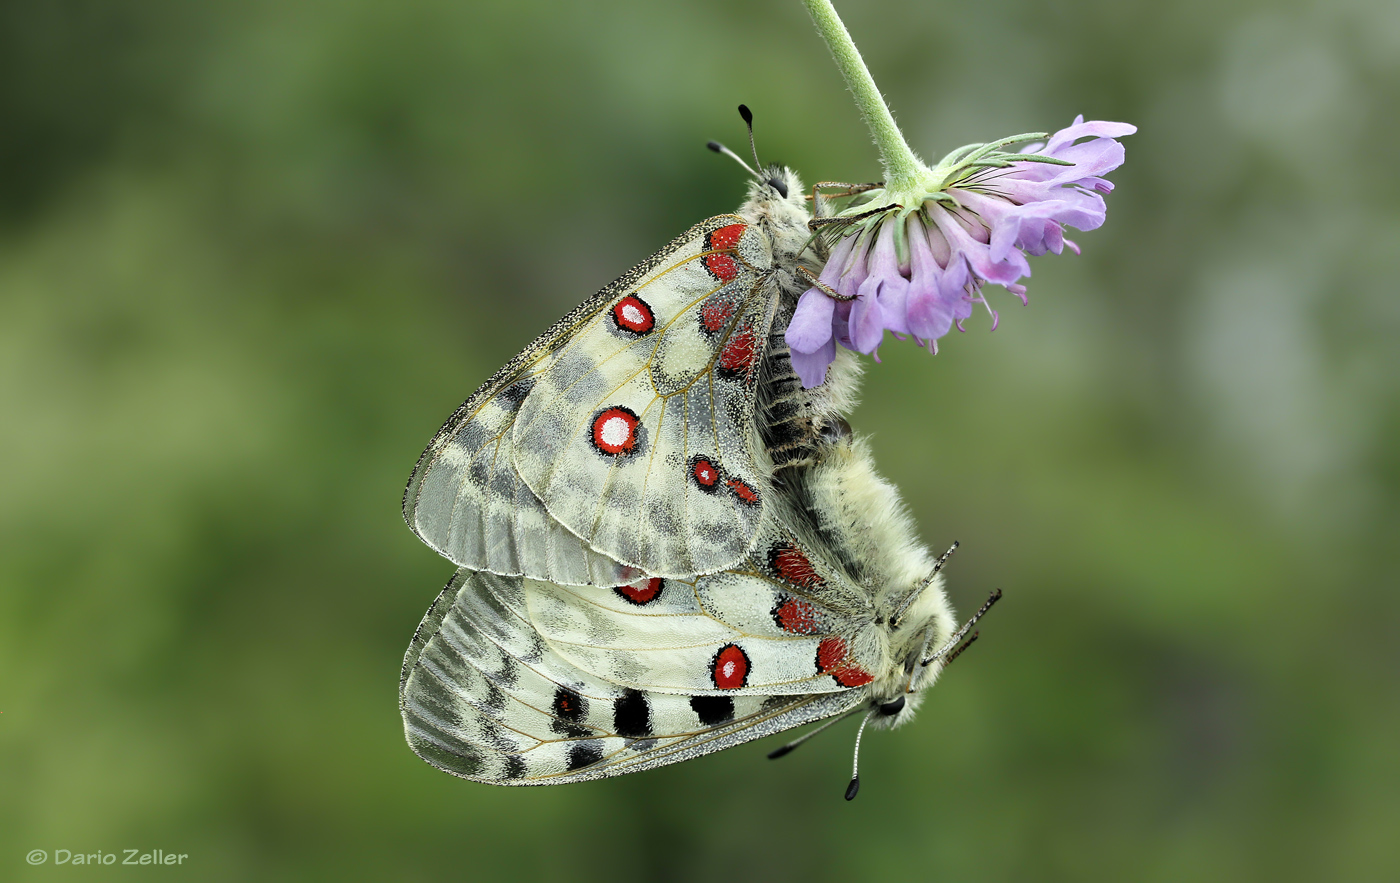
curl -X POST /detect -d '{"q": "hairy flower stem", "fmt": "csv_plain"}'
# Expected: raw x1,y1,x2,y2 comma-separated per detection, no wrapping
801,0,924,191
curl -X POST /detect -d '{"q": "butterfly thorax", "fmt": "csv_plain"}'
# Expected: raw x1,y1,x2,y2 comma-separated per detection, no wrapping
735,166,822,292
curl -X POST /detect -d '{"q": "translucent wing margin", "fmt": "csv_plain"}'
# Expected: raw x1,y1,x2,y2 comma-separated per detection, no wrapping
405,349,633,587
401,569,863,785
404,215,777,584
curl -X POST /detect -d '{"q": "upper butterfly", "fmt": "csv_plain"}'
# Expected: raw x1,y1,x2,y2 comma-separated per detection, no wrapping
400,157,978,794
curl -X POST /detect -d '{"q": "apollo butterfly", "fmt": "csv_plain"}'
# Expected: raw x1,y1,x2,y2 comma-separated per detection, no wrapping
399,108,999,799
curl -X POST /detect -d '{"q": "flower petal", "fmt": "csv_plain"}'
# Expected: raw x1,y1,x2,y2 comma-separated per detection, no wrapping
930,205,1028,286
786,288,837,353
790,336,836,388
904,217,954,341
850,281,888,353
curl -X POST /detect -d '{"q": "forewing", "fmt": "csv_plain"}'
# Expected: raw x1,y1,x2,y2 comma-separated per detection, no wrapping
512,218,778,578
404,215,776,583
401,568,861,785
404,349,634,586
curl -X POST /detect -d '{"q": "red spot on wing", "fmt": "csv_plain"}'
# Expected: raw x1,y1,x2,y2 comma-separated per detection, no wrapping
591,406,640,455
703,253,739,282
615,577,665,606
718,324,758,376
773,597,822,635
700,297,736,332
612,295,655,334
691,457,720,489
726,478,759,505
816,637,874,687
707,223,747,252
710,644,750,690
770,543,823,589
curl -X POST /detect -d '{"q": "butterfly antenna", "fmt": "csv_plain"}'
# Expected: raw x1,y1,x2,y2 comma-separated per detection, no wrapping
922,589,1003,668
845,710,878,801
738,104,763,173
767,707,863,760
706,140,760,179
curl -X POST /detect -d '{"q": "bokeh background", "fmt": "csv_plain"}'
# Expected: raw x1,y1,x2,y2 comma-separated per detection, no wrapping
4,0,1398,880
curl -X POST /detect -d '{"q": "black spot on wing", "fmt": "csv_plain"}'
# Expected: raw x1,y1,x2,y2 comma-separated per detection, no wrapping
553,686,586,722
689,695,735,726
566,741,605,771
613,689,652,738
502,755,526,779
551,686,591,738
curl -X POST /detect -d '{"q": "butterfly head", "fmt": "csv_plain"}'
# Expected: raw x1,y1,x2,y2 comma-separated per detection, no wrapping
741,164,807,217
737,165,815,279
709,107,812,245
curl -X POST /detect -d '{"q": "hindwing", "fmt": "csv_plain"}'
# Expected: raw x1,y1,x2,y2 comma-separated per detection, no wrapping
404,215,779,583
401,568,864,784
521,530,885,695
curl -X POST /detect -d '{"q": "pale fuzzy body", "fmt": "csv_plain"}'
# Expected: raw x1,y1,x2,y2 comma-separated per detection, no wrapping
399,167,957,785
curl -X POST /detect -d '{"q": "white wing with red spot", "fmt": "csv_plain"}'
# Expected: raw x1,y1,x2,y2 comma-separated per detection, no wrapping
404,215,779,584
520,529,887,696
404,350,636,587
511,220,778,578
400,567,864,785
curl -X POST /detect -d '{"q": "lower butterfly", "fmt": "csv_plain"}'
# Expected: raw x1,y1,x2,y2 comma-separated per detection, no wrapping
400,114,998,798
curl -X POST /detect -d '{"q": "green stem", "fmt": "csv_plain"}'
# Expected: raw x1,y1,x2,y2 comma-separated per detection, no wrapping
801,0,925,190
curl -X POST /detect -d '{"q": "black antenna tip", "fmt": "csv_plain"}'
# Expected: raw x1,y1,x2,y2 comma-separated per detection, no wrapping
844,776,860,801
767,744,796,760
738,104,754,126
706,140,723,153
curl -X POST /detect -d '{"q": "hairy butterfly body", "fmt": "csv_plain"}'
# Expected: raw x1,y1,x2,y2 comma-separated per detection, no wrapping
401,166,963,787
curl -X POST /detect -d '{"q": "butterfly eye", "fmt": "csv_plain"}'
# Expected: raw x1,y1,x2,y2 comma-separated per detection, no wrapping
878,696,906,717
766,176,789,198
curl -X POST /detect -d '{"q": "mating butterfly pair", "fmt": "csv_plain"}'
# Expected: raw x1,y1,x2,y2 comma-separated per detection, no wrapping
399,161,993,797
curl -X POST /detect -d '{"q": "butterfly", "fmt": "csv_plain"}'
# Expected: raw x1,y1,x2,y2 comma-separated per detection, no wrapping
399,112,997,798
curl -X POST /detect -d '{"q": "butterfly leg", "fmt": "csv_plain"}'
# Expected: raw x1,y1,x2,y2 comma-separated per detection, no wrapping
807,202,901,233
796,266,857,301
921,589,1002,668
808,181,884,204
940,630,980,668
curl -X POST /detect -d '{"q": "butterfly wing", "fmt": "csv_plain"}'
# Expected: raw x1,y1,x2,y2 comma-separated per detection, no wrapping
402,568,864,784
521,527,886,695
404,346,634,587
405,215,780,583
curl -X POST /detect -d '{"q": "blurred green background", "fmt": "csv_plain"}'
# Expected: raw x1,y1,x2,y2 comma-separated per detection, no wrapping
4,0,1398,880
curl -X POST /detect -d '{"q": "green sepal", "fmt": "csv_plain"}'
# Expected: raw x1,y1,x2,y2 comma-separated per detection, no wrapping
959,132,1048,165
995,152,1074,166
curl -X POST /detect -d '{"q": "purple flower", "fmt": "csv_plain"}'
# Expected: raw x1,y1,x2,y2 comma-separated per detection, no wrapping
785,115,1134,387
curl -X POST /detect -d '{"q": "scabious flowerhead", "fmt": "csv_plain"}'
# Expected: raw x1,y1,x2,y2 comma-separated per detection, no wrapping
785,116,1136,388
